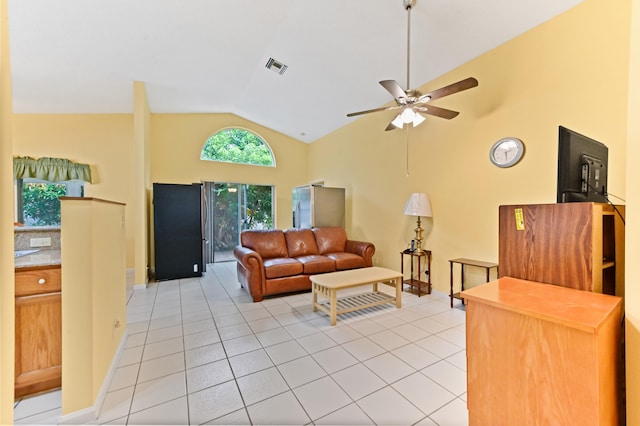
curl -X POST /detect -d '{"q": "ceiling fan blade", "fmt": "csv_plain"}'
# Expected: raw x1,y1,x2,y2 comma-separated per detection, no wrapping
414,105,460,120
384,112,402,131
346,105,400,117
379,80,407,100
418,77,478,103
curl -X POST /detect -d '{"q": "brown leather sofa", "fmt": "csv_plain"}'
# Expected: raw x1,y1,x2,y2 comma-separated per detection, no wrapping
234,227,375,302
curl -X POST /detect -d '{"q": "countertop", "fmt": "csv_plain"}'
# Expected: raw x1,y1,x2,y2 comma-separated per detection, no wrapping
15,249,61,269
461,277,622,334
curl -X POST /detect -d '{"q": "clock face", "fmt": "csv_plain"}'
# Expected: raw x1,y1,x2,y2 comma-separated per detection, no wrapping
490,137,524,168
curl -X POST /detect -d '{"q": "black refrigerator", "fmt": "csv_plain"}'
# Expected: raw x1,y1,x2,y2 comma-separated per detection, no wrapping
153,183,205,281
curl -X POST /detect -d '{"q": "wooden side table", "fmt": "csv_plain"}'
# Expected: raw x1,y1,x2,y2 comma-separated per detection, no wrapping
449,258,498,308
400,249,431,296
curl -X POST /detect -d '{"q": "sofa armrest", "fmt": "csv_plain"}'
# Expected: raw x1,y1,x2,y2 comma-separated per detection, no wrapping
233,245,266,302
345,240,376,267
234,245,263,268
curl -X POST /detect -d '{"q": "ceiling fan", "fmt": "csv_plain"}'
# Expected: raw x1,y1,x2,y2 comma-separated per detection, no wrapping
346,0,478,131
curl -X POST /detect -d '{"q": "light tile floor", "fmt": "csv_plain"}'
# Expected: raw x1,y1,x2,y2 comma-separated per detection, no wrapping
14,262,469,425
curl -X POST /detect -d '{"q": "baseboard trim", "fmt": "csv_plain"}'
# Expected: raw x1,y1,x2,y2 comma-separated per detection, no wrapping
58,330,129,424
57,405,94,425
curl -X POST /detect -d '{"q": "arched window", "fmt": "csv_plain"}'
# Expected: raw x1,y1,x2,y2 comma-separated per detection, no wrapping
200,128,275,167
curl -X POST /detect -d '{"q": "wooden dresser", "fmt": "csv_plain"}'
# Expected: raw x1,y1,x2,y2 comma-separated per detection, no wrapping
15,264,62,398
462,277,623,426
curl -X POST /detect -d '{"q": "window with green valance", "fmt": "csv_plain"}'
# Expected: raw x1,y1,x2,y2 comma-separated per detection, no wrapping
13,156,93,183
13,156,92,226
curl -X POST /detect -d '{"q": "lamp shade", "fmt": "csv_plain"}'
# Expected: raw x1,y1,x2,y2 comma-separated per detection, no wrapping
404,193,432,217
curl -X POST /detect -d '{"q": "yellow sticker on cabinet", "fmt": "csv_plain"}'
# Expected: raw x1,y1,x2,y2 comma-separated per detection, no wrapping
515,208,525,230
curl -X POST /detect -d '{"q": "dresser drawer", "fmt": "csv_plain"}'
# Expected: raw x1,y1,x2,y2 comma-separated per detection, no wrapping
15,266,62,297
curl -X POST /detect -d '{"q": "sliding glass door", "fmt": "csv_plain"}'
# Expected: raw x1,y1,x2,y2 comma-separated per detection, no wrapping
204,182,273,263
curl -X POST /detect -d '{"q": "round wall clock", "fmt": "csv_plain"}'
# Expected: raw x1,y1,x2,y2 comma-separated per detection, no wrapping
489,137,525,168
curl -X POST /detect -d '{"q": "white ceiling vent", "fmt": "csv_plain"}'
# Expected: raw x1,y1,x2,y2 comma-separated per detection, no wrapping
265,58,288,75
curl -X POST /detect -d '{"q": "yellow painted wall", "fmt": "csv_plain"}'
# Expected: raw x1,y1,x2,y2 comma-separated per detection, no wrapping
10,111,308,282
133,82,151,289
60,198,127,415
11,114,136,267
149,113,309,266
309,0,629,289
625,0,640,423
0,0,14,422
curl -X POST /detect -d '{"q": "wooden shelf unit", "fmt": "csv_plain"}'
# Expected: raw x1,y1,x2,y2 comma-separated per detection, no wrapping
498,202,625,296
400,249,432,296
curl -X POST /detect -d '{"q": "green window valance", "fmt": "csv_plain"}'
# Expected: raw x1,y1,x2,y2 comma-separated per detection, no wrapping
13,156,93,183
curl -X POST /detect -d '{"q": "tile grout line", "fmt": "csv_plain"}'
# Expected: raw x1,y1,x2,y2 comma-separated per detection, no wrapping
122,280,159,424
56,262,468,425
178,278,190,426
200,272,253,425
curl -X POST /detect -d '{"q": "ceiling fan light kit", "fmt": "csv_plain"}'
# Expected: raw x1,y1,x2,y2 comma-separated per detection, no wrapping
346,0,478,131
392,108,425,129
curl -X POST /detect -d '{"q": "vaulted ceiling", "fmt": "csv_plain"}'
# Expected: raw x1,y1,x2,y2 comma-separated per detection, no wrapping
8,0,582,143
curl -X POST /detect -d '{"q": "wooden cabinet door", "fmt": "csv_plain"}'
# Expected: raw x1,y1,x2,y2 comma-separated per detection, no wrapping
498,203,597,291
15,292,62,398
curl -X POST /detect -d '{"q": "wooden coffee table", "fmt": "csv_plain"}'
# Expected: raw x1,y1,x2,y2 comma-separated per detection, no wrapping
311,267,402,325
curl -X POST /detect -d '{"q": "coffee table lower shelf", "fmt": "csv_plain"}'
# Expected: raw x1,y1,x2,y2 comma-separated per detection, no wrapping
314,291,396,322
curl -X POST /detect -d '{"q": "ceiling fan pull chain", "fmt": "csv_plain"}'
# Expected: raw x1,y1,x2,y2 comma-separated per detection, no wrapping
406,127,410,176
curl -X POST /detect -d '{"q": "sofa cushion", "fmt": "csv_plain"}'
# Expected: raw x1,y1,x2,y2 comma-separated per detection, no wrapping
264,275,311,297
241,229,288,259
264,258,303,279
295,255,336,274
284,228,319,257
326,252,366,270
312,227,347,254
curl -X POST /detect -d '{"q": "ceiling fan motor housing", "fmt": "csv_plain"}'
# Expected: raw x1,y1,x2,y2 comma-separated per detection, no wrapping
403,0,417,10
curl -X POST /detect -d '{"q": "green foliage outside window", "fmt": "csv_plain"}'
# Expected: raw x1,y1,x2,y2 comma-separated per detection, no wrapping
23,182,66,226
244,185,273,230
212,184,238,251
200,128,275,166
212,183,273,251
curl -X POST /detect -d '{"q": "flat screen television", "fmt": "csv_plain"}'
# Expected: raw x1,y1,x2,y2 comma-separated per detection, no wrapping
556,126,608,203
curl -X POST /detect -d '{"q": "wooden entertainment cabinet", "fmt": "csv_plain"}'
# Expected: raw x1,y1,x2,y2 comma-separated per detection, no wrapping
461,202,626,424
498,202,625,296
